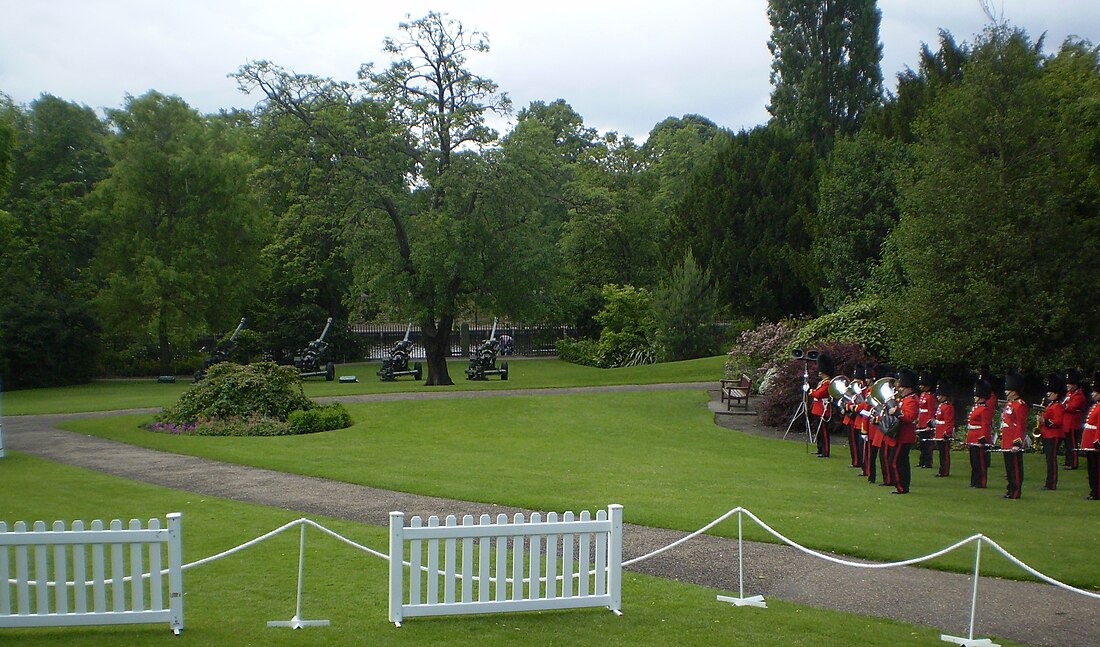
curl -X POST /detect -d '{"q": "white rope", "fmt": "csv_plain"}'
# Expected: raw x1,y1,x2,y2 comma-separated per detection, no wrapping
182,518,303,570
980,536,1100,599
622,507,743,566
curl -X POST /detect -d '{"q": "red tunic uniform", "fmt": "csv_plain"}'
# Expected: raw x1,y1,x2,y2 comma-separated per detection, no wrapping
1063,389,1086,437
1041,401,1065,440
896,392,919,445
967,402,993,444
933,401,956,440
810,379,830,417
917,392,935,429
1000,399,1029,450
1083,402,1100,449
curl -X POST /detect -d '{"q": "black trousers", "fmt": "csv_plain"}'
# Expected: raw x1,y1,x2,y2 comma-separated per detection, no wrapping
886,442,912,493
1004,451,1023,498
937,439,951,476
1087,452,1100,499
1042,437,1059,489
1065,428,1081,468
918,429,934,467
814,416,831,457
969,443,988,488
867,444,879,482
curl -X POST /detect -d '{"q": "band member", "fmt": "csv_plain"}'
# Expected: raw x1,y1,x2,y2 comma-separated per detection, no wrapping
859,368,880,482
930,380,956,477
1039,373,1066,490
1082,375,1100,500
1063,368,1086,469
845,364,866,469
1000,372,1028,499
886,368,920,494
810,353,836,458
917,372,936,468
967,379,995,488
872,364,894,486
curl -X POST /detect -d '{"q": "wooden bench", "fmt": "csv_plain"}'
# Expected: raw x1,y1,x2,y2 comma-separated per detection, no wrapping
720,373,752,411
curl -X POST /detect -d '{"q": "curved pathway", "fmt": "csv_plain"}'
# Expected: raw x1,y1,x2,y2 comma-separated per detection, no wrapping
4,385,1096,647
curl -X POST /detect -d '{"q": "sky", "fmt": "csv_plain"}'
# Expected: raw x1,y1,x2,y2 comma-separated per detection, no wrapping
2,1,1099,141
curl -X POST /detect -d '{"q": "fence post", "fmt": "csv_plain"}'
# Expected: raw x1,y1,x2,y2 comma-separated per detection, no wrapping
0,375,5,458
940,535,999,647
268,521,329,629
717,508,766,608
389,512,405,627
608,504,623,615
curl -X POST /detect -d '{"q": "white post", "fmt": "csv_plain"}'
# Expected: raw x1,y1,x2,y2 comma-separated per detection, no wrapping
608,504,623,615
388,512,404,627
166,512,184,635
268,521,329,629
717,508,766,608
940,536,999,647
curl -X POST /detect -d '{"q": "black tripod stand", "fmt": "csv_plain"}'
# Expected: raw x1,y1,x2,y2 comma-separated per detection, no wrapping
783,356,815,450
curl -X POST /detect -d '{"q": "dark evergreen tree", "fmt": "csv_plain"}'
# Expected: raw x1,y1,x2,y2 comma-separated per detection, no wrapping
766,0,884,152
671,125,818,321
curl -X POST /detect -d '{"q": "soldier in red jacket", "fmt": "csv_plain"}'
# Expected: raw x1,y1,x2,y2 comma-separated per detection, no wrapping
1000,372,1028,499
1081,374,1100,500
810,353,836,458
1063,368,1086,469
1040,373,1066,490
885,368,920,494
916,372,937,469
930,380,956,477
967,380,995,488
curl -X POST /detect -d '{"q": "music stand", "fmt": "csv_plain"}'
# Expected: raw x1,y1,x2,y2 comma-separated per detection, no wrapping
783,354,815,449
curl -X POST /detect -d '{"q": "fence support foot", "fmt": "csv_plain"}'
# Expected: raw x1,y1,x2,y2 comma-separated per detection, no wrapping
717,594,767,608
940,634,999,647
267,615,330,629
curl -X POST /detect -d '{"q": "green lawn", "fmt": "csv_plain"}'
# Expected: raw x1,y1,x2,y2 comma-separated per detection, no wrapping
57,389,1100,590
0,452,1002,647
1,356,725,415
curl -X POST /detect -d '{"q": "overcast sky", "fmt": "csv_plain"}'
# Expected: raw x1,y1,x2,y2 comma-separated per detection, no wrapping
2,1,1099,140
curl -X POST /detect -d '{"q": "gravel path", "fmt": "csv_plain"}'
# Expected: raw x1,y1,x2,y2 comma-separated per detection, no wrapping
4,385,1097,646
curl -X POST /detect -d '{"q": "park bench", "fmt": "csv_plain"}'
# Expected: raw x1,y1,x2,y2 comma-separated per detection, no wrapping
720,373,753,411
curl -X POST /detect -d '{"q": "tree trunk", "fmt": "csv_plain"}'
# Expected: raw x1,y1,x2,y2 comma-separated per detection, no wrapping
421,315,455,386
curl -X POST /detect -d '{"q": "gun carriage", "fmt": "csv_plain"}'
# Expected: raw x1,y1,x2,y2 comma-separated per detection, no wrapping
193,317,247,383
465,318,509,381
377,323,423,381
293,317,336,381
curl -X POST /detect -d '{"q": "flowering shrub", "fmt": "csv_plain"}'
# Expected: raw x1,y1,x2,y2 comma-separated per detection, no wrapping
725,320,798,391
757,341,873,427
153,362,351,436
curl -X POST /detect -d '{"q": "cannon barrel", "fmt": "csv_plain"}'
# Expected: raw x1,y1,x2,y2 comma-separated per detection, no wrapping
315,317,334,344
402,322,413,343
228,318,248,342
488,317,498,342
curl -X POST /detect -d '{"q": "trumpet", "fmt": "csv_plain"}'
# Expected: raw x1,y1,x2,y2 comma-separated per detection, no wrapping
1030,397,1050,441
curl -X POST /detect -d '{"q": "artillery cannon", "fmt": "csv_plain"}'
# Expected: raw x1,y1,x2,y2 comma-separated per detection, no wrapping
377,323,423,381
193,317,247,382
465,318,509,381
293,317,336,381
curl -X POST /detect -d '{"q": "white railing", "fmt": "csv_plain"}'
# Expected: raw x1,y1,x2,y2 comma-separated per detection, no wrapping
0,513,183,634
388,505,623,626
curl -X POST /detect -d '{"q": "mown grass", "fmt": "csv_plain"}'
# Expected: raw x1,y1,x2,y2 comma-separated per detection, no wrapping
58,389,1100,590
0,452,1006,647
2,356,725,415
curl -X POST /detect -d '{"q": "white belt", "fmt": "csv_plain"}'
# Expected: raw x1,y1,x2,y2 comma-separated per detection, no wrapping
967,425,981,430
1086,424,1097,430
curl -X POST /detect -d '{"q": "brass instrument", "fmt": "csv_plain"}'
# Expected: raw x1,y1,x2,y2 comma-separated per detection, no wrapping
1030,397,1049,443
869,377,898,413
827,376,851,401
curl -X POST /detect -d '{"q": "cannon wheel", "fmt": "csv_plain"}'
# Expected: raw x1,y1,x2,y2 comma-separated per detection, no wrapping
500,361,509,380
414,362,423,381
325,362,335,381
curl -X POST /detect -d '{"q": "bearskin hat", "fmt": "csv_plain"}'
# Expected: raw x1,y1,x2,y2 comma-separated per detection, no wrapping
1046,373,1067,397
974,379,993,400
816,352,836,377
1004,371,1025,394
898,368,919,389
935,380,953,398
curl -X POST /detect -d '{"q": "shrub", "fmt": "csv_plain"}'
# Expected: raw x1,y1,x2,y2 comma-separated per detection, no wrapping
788,298,889,359
288,403,353,435
153,362,352,436
757,341,873,427
725,319,798,391
163,361,313,424
558,285,658,368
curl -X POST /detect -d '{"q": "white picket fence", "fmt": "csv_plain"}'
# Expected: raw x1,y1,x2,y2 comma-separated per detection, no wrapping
0,513,183,634
388,505,622,626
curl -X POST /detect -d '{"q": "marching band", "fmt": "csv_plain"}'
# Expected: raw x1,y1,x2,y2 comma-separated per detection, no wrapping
804,360,1100,500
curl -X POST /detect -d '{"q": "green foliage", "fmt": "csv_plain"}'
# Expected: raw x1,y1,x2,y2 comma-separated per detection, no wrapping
159,361,315,428
92,91,268,375
789,298,889,359
556,284,657,368
884,27,1100,371
758,341,872,426
724,319,799,387
287,402,353,435
653,251,722,361
811,130,908,311
670,125,819,321
766,0,884,151
0,291,100,390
